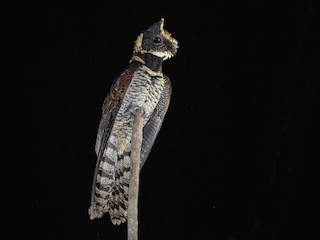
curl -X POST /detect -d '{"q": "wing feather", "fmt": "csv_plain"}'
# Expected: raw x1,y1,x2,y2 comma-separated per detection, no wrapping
95,65,136,155
140,74,172,168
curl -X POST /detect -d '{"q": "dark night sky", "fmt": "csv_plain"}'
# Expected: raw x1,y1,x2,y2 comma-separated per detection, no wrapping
7,0,319,239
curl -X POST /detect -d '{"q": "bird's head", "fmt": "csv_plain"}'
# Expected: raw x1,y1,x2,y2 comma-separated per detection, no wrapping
133,18,178,60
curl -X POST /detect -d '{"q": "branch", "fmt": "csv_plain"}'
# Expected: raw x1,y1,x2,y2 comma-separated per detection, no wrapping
128,107,144,240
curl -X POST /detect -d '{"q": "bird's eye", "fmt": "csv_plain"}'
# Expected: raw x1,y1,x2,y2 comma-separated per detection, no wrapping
153,37,162,43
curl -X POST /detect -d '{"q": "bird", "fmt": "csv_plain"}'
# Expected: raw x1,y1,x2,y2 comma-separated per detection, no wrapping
88,18,178,225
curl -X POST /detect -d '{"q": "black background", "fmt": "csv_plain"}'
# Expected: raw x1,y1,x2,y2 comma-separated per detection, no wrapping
8,0,319,239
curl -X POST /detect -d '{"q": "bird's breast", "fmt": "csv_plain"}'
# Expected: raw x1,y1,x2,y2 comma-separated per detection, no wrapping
121,68,165,120
112,67,165,147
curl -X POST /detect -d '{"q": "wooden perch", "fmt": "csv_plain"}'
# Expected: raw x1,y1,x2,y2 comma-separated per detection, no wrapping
128,107,144,240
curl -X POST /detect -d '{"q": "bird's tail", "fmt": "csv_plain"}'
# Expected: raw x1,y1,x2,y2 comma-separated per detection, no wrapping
109,142,132,225
88,134,118,220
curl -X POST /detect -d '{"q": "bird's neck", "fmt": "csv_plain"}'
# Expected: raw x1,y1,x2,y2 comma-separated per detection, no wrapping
131,53,163,72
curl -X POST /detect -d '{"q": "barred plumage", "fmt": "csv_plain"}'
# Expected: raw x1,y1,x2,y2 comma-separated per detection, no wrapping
89,18,178,225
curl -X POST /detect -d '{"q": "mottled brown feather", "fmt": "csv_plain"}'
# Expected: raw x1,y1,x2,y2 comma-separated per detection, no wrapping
102,65,136,112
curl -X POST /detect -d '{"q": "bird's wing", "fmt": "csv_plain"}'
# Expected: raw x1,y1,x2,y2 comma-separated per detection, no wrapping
89,63,137,219
140,74,172,169
94,65,136,156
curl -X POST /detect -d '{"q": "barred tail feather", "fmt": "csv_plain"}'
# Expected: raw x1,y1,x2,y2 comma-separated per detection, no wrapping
109,142,132,225
89,135,118,220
